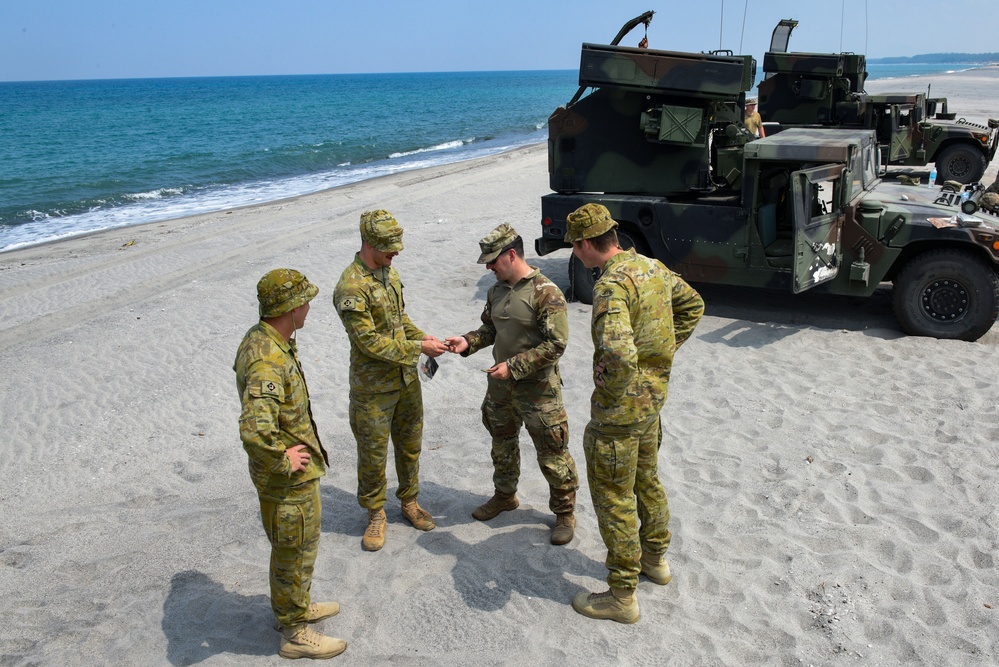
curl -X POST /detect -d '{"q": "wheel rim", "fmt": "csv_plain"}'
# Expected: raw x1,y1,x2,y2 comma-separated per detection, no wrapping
946,156,971,180
920,278,970,322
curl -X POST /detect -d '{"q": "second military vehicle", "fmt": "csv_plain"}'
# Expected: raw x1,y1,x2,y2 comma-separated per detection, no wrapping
536,12,999,341
759,19,999,184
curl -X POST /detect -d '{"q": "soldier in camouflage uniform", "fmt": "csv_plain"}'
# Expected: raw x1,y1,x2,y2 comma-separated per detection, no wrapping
333,210,448,551
444,224,579,545
564,204,704,624
234,268,347,660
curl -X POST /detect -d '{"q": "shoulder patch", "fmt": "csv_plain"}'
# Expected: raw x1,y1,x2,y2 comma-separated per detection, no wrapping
249,379,284,401
338,296,366,313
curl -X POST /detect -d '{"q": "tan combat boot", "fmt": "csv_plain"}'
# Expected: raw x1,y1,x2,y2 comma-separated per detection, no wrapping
550,513,575,545
362,509,386,551
571,587,640,624
401,498,436,531
274,601,341,631
279,625,347,660
471,491,519,521
640,552,672,585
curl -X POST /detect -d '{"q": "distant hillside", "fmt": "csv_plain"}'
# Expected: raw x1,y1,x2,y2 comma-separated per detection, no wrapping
869,53,999,64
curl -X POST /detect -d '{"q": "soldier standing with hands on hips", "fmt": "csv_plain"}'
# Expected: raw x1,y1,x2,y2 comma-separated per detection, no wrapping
234,268,347,660
564,204,704,624
445,224,579,545
334,210,447,552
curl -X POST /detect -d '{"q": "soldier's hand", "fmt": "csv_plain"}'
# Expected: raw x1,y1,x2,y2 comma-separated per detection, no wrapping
286,444,311,472
485,361,511,380
444,336,468,354
421,336,447,358
594,361,606,387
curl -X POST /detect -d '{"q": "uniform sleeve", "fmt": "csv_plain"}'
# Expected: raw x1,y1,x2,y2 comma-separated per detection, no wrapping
670,273,704,349
592,281,638,398
238,360,293,477
336,284,423,367
506,280,568,380
462,291,497,356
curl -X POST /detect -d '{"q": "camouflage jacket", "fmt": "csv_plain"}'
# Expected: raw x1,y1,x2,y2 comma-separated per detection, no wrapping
334,253,425,393
234,321,328,502
462,267,568,381
590,249,704,426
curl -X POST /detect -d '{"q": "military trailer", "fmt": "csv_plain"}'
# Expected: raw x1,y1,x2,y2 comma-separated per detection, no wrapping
536,12,999,341
759,19,999,184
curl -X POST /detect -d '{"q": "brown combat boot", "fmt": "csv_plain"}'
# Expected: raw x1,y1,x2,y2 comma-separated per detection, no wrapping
274,601,341,631
471,491,519,521
550,513,575,545
401,498,436,531
362,509,386,551
640,552,672,585
571,587,640,624
279,625,347,660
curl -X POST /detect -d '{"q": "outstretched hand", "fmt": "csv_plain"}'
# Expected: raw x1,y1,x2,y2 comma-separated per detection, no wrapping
444,335,468,354
421,335,448,358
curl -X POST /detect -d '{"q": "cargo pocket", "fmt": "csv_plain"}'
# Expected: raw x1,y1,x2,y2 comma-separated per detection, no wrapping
272,503,305,549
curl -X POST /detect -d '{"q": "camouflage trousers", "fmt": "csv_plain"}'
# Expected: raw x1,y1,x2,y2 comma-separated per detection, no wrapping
257,479,321,631
583,414,672,591
349,382,424,510
481,374,578,515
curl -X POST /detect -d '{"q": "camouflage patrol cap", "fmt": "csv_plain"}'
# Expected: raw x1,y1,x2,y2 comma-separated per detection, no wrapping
477,223,520,264
746,97,758,105
257,268,319,319
563,203,618,243
360,209,404,252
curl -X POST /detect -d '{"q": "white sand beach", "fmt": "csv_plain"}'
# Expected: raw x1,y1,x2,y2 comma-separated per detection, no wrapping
1,69,998,666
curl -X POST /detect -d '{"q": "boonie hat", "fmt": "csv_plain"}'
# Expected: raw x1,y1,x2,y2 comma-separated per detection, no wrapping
360,210,404,252
746,97,758,105
477,223,520,264
563,203,618,243
257,268,319,318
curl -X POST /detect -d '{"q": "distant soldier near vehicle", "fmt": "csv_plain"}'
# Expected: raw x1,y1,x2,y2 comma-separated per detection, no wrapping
334,210,447,552
744,97,765,137
982,170,999,213
445,224,579,545
234,268,347,660
564,204,704,624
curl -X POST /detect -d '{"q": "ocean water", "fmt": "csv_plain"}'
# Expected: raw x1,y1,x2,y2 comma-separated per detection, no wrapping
0,63,980,251
0,71,577,251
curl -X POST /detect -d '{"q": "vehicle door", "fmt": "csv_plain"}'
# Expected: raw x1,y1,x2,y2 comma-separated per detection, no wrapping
889,105,913,161
790,164,845,293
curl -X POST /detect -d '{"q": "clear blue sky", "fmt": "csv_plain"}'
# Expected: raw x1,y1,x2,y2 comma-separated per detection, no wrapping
2,0,997,82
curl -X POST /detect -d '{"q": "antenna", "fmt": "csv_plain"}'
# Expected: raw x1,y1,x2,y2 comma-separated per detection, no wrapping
739,0,748,53
840,0,845,52
720,0,725,50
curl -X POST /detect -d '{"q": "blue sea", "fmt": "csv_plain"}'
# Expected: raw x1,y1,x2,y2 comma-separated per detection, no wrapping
0,64,982,251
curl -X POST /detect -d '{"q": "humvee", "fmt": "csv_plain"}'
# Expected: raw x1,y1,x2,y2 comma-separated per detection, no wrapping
536,12,999,341
759,19,999,184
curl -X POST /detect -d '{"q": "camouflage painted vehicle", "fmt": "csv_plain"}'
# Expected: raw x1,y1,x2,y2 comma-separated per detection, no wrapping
536,12,999,341
759,19,999,184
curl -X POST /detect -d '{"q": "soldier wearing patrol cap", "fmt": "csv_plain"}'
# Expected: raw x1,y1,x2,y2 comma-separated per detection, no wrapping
444,224,579,545
234,268,347,660
744,97,765,137
565,204,704,624
333,210,447,552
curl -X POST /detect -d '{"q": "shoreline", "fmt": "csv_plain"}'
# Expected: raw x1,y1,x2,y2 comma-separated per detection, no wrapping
5,67,999,255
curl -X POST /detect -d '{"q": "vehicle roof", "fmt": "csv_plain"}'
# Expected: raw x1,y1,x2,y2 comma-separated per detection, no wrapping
743,128,875,162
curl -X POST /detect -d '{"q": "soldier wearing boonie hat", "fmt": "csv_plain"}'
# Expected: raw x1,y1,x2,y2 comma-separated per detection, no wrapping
334,209,447,552
566,204,705,625
563,203,619,243
445,223,579,545
744,96,765,137
234,269,347,660
359,209,404,253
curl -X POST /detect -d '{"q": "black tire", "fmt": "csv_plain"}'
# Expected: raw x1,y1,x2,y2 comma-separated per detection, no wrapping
567,229,647,304
892,249,999,341
934,144,987,184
